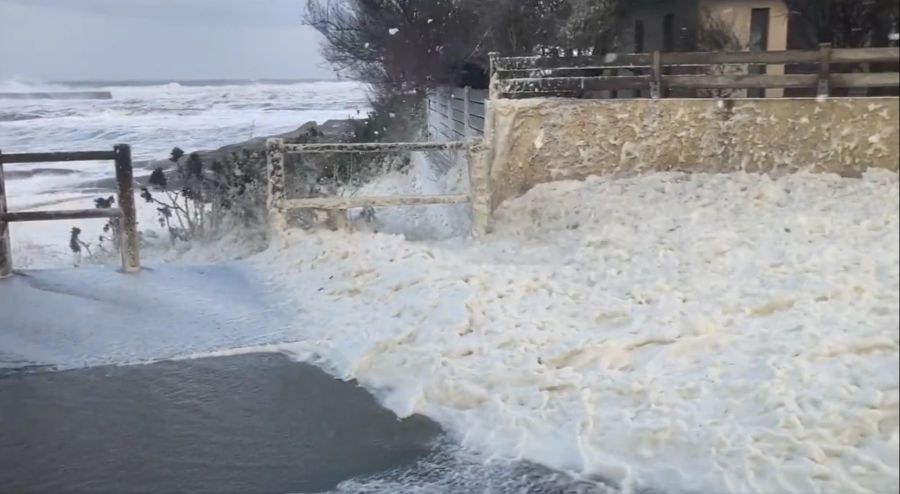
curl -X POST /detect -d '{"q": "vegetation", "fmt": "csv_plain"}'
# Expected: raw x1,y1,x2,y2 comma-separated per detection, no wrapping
135,147,269,246
785,0,899,48
305,0,621,94
306,0,898,134
305,0,621,138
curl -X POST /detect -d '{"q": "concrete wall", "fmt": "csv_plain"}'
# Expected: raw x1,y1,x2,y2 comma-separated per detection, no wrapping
487,97,900,208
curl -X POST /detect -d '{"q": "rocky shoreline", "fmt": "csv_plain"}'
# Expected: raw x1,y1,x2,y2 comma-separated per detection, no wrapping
79,119,359,191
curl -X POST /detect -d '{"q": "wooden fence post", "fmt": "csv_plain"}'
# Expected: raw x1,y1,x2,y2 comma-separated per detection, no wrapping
114,144,140,273
468,142,491,236
463,86,471,141
488,52,500,100
266,138,287,227
818,43,833,97
0,150,12,278
650,50,662,99
482,54,502,233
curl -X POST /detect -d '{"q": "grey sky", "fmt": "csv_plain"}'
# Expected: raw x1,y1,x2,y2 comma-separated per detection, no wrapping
0,0,334,81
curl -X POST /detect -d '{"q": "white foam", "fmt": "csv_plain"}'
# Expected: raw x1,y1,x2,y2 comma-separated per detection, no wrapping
346,153,472,240
251,168,899,494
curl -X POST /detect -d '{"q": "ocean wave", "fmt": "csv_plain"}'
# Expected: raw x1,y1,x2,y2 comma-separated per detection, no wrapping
0,78,65,93
0,111,42,122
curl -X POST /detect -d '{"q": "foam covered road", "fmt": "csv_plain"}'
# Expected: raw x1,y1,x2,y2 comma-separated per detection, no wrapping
0,264,292,372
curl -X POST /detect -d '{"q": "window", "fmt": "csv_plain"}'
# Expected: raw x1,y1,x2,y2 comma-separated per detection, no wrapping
750,8,771,52
663,14,675,52
634,20,645,53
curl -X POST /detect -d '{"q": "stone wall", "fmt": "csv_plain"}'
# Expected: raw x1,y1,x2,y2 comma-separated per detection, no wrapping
487,97,900,208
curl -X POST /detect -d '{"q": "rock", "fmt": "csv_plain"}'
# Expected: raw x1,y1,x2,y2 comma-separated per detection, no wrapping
77,119,361,191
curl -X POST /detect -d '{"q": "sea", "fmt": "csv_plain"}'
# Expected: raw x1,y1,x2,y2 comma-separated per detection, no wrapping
0,79,369,268
0,79,369,211
0,80,602,493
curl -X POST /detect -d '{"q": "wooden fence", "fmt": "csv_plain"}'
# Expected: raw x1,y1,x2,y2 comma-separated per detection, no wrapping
490,44,900,98
266,139,486,232
426,87,487,170
0,146,140,278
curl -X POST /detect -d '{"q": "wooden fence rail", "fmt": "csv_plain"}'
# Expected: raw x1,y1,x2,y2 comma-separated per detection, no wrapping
0,145,140,278
491,45,900,98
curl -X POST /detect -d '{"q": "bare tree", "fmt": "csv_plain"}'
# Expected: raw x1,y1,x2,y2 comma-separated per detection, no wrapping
306,0,482,92
306,0,623,92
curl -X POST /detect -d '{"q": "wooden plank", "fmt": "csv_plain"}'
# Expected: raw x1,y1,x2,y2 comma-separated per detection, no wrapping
451,87,489,101
662,50,822,66
663,73,819,89
497,72,897,95
495,53,652,70
468,103,486,118
1,208,123,222
1,150,117,164
468,89,488,102
282,141,470,153
501,75,650,94
504,91,581,99
469,115,485,132
498,67,650,79
830,72,900,88
451,99,467,113
452,120,467,137
283,193,470,210
832,47,900,64
495,48,898,71
113,144,140,273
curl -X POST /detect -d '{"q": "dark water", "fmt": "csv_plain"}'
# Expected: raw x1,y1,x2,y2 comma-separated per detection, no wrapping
0,354,440,494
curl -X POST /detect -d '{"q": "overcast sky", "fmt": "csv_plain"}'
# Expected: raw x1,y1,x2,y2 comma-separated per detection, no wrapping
0,0,334,81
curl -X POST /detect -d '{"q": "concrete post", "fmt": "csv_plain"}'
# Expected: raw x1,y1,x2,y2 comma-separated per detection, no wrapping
488,52,500,101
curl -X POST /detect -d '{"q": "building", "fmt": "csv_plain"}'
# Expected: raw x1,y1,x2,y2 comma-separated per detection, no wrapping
619,0,789,53
617,0,789,97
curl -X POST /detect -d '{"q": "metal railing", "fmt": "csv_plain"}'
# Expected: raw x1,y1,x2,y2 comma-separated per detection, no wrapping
0,145,140,277
490,45,900,98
